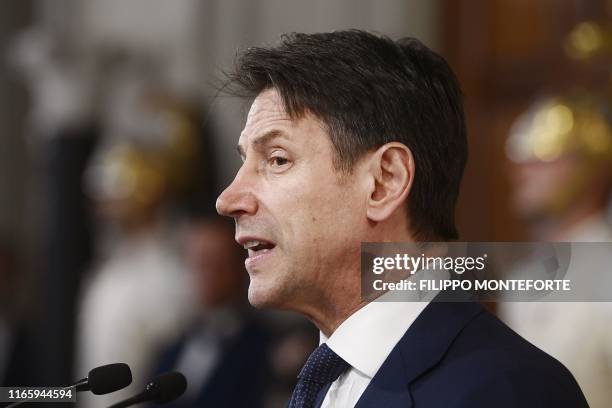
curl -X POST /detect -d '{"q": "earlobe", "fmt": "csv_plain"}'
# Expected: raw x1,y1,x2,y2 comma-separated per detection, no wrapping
366,143,414,223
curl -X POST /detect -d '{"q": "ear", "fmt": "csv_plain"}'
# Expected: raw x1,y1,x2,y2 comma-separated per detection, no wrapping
365,142,415,222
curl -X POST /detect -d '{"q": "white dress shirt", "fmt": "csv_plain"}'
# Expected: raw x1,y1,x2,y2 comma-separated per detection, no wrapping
319,281,443,407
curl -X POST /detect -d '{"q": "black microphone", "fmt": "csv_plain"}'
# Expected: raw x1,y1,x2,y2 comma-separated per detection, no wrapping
71,363,133,394
4,363,132,408
107,371,187,408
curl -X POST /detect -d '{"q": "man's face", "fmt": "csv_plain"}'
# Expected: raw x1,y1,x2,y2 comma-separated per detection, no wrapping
216,89,366,310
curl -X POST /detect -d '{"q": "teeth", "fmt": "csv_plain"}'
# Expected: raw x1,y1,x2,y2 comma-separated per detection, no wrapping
243,240,261,249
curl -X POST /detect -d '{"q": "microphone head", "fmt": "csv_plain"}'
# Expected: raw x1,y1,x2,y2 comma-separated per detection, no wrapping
88,363,133,395
147,372,187,403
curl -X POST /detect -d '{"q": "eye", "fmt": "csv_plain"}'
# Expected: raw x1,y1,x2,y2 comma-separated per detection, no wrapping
270,156,289,167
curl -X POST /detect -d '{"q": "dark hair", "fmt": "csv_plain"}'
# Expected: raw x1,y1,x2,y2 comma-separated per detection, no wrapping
225,30,467,240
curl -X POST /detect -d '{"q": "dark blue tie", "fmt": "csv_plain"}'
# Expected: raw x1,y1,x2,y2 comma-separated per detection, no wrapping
288,343,350,408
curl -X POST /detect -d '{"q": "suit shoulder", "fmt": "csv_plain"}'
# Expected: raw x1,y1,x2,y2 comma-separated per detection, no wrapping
445,308,572,374
418,307,588,406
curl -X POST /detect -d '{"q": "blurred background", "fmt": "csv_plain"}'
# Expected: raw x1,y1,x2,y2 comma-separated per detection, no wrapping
0,0,611,407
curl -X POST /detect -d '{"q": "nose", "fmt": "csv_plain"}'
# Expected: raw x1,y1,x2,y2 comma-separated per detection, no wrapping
216,168,258,218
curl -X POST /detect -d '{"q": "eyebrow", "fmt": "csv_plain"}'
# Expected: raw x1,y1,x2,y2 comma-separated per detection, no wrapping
236,129,287,159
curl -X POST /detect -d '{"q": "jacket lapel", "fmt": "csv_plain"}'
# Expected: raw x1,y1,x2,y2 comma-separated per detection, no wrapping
354,345,414,407
355,299,484,407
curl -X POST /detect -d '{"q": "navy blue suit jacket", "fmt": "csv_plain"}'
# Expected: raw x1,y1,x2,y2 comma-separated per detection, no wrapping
353,300,589,408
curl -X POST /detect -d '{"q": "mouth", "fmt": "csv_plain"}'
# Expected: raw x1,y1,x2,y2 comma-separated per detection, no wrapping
237,236,277,269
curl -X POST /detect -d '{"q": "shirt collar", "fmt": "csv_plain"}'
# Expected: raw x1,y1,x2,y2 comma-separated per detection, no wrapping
319,293,429,378
319,268,450,378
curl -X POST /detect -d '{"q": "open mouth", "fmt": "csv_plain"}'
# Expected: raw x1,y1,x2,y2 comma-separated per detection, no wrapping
243,240,276,258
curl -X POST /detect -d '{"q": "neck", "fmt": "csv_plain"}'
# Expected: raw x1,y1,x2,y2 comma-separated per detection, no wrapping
305,225,414,337
308,297,368,338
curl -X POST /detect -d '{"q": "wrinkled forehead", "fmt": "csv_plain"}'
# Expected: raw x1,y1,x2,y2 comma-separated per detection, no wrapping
241,89,292,139
237,88,334,165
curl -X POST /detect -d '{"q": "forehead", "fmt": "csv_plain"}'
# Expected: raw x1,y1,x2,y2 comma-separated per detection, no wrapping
240,89,292,140
237,89,334,160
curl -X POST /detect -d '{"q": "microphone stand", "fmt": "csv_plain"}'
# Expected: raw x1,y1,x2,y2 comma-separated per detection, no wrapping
107,382,160,408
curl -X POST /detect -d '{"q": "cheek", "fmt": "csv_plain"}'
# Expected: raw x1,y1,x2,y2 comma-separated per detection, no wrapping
293,184,364,252
268,161,365,254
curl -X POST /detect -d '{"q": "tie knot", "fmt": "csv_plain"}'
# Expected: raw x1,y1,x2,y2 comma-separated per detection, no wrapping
298,343,350,384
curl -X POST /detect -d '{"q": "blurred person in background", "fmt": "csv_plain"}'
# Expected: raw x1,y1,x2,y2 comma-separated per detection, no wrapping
505,91,612,242
76,71,211,407
8,25,101,386
500,90,612,408
150,209,272,408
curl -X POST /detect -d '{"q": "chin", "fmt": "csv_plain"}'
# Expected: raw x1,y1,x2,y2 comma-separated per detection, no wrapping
247,278,290,310
247,281,274,308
